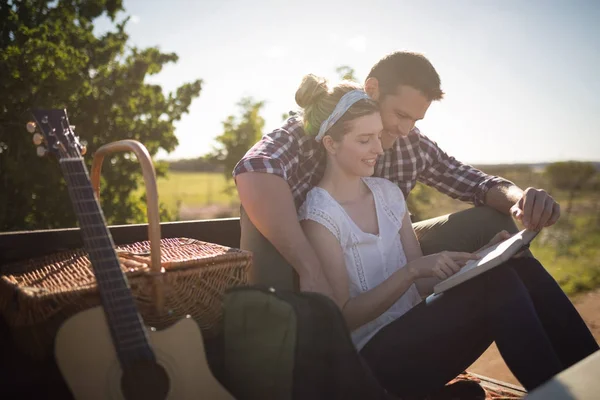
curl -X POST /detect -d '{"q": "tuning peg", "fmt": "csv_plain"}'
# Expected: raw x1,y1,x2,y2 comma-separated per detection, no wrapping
32,133,44,145
70,125,76,131
26,121,36,133
80,140,88,155
36,146,47,157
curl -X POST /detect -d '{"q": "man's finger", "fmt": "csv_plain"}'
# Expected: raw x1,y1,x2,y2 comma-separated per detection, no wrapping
545,202,561,227
535,197,554,231
511,204,522,220
530,192,547,230
522,190,536,229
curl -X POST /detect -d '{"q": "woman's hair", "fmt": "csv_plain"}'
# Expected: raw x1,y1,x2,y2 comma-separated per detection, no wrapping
295,74,379,141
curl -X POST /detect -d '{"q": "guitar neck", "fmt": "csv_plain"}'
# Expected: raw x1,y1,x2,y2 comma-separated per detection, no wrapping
59,156,155,367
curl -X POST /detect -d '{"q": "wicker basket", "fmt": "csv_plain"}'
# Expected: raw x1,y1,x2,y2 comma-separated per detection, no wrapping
0,140,252,360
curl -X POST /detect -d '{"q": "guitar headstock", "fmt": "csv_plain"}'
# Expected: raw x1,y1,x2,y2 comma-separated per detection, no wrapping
27,109,87,159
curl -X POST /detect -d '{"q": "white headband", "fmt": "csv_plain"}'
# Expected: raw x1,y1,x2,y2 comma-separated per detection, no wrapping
315,90,371,142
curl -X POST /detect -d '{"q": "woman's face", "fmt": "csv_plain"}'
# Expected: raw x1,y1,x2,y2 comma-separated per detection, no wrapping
326,112,384,177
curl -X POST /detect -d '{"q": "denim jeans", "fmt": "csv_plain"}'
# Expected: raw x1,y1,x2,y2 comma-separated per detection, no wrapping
360,258,599,397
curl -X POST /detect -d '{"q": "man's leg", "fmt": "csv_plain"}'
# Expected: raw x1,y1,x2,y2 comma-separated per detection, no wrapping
412,205,524,255
239,206,298,291
411,205,527,296
508,257,599,369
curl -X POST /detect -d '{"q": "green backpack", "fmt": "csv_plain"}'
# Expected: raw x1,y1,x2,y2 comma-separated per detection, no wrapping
221,286,396,400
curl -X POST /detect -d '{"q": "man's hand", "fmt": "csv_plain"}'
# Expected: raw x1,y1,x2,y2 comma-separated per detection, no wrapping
510,187,561,231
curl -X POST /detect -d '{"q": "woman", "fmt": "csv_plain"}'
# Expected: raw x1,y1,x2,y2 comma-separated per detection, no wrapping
295,74,598,397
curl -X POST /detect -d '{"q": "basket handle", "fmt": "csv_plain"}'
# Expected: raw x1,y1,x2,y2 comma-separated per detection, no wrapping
90,139,165,313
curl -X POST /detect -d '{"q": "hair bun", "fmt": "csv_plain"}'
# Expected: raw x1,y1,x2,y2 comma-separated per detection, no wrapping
295,74,329,109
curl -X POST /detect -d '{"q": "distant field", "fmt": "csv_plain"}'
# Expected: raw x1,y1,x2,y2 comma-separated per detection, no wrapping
152,171,239,217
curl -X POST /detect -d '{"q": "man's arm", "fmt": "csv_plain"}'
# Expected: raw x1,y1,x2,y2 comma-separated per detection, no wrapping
417,132,560,230
485,183,524,214
236,172,333,296
485,183,561,231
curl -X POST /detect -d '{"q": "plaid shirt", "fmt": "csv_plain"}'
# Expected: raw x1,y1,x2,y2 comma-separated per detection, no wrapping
233,114,512,209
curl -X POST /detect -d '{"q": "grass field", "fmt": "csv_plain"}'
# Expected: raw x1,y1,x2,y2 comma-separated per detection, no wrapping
153,171,239,218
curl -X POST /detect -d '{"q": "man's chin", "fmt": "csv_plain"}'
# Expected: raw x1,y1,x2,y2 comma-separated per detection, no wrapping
381,131,398,149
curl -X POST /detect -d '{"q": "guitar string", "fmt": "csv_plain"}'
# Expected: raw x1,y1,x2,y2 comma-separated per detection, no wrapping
61,155,154,361
61,157,149,349
47,119,152,361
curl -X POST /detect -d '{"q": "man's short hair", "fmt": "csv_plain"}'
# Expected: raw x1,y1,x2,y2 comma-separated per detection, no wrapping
367,51,444,101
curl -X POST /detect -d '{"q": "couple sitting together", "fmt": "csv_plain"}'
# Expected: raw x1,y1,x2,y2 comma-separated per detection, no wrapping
232,51,598,397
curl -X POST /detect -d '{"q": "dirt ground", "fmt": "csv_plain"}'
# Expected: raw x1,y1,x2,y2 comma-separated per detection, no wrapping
468,288,600,387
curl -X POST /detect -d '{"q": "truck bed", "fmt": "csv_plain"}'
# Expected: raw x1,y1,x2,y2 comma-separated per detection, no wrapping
0,218,527,398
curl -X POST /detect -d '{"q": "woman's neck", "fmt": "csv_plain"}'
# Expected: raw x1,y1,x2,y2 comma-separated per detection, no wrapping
319,159,366,204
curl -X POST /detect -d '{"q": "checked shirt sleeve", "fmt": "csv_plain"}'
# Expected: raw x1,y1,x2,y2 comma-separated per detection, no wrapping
232,127,300,182
417,135,514,206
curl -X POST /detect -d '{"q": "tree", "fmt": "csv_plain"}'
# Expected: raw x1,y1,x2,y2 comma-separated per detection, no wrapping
0,0,202,231
335,65,358,82
545,161,597,221
212,97,265,181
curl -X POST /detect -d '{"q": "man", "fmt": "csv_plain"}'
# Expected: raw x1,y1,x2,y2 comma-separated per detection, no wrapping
233,51,560,296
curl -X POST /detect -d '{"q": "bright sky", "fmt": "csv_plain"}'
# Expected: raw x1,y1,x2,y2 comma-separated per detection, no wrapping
95,0,600,165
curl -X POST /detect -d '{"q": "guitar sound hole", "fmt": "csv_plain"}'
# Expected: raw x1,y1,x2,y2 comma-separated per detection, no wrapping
121,360,170,400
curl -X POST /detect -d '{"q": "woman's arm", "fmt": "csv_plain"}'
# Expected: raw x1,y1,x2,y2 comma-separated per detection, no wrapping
397,208,480,297
397,209,441,297
301,219,418,331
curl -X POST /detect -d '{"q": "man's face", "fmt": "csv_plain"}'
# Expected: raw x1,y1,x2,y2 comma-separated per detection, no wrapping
376,85,431,150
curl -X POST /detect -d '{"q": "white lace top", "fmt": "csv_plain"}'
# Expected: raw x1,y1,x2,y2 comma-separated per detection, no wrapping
298,177,422,350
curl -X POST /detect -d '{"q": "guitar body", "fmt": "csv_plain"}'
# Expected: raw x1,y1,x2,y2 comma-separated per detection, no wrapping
55,307,234,400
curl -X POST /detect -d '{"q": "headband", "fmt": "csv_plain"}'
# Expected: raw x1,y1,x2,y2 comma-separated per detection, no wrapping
315,90,371,142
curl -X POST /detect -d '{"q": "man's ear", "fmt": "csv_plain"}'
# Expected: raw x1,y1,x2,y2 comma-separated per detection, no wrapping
364,77,380,101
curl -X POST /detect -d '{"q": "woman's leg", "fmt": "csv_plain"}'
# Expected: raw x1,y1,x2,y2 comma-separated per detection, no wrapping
508,257,598,369
360,264,562,397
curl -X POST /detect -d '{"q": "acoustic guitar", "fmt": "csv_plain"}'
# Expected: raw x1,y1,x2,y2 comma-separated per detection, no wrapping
28,109,234,400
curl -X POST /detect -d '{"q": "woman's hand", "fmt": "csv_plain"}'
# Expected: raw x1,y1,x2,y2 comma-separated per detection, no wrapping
408,251,481,281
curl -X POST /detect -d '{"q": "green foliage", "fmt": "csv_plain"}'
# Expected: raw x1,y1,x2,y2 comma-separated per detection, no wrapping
0,0,202,231
545,161,597,192
544,161,597,220
335,65,358,82
212,97,265,181
532,213,600,296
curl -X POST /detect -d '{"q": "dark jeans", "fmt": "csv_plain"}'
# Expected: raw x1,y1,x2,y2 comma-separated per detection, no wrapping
360,257,599,397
